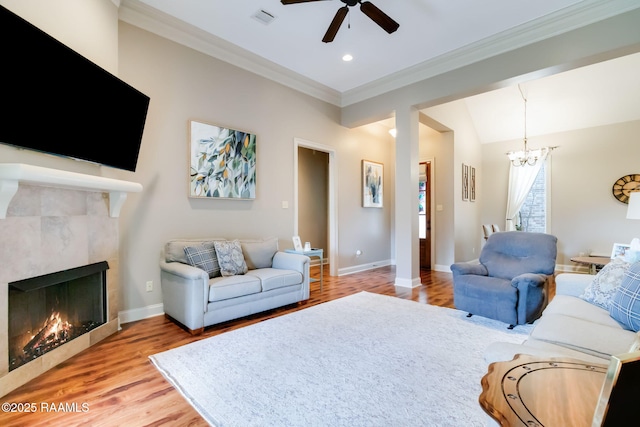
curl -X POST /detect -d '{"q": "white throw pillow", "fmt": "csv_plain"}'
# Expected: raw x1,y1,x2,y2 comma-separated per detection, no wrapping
580,257,630,309
214,240,248,276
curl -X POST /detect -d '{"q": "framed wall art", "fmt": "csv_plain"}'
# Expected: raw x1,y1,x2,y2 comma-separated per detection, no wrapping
189,120,256,199
362,160,383,208
462,163,469,201
470,166,476,202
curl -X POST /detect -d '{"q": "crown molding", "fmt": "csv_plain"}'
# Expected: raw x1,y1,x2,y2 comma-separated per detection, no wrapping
118,0,341,106
119,0,640,109
340,0,640,107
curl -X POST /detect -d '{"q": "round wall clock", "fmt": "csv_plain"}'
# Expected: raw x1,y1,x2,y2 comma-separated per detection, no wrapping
612,174,640,204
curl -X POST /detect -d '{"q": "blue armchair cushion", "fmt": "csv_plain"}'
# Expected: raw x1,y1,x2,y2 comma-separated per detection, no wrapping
450,263,488,277
513,273,547,289
480,232,557,279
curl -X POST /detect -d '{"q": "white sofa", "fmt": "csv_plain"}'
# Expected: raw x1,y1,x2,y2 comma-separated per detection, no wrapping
485,270,639,365
160,237,310,334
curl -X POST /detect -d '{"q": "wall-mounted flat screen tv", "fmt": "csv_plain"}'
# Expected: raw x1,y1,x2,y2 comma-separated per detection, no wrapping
0,5,150,172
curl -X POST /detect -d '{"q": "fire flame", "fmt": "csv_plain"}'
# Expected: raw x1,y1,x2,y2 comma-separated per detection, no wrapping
27,312,72,351
43,312,72,338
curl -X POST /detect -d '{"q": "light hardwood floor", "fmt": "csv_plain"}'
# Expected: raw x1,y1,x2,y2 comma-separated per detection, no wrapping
2,266,454,427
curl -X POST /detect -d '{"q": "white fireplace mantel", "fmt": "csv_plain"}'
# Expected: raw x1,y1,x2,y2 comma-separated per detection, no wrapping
0,163,143,219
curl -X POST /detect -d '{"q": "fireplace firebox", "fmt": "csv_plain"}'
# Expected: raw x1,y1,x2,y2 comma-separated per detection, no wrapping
8,261,108,372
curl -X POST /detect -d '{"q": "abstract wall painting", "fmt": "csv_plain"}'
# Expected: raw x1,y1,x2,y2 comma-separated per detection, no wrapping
362,160,383,208
189,121,256,199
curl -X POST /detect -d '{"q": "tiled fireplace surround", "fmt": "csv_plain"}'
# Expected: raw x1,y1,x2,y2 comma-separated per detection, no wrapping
0,164,141,396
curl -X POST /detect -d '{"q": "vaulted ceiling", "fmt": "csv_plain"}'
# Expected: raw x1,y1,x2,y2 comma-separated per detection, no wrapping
121,0,640,142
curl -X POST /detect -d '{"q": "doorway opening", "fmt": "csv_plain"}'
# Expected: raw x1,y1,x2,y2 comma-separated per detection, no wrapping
419,161,432,269
293,138,337,276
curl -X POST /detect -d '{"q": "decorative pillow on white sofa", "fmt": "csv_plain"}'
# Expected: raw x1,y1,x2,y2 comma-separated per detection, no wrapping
184,242,221,278
609,261,640,332
580,258,630,309
214,240,249,276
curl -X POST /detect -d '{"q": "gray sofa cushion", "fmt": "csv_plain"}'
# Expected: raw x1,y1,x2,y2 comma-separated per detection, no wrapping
247,268,303,291
184,242,221,278
208,275,261,302
165,238,225,264
214,240,249,276
241,237,278,269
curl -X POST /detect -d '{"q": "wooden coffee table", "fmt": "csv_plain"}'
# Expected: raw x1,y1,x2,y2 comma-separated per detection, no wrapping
570,256,611,274
480,354,607,426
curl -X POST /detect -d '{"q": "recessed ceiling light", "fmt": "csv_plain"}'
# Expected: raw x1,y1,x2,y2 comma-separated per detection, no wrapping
342,54,353,62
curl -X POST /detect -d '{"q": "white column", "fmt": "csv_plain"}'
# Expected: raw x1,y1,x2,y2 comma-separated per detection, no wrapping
394,106,421,288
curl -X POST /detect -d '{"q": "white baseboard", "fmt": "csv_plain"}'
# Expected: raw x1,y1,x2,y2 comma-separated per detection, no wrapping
555,263,590,274
394,277,422,288
121,262,580,325
119,303,164,324
337,259,392,276
433,264,453,273
433,263,585,275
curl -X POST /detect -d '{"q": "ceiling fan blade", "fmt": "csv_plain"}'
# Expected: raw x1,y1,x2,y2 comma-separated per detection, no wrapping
281,0,328,4
322,6,349,43
360,1,399,34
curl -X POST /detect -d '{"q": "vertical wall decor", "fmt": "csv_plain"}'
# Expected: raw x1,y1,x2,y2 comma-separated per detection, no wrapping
462,163,469,201
189,120,256,199
470,166,476,202
362,160,383,208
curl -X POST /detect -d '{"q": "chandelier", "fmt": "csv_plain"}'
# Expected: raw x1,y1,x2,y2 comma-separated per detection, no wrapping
506,85,556,167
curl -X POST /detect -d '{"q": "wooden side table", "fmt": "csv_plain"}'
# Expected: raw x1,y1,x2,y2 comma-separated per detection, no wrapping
285,248,323,291
570,256,611,274
480,354,607,426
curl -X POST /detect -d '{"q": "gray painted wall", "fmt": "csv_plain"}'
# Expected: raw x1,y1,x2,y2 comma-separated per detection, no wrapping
3,0,640,317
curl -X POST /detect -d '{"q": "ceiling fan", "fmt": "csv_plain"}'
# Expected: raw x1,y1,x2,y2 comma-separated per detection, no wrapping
280,0,399,43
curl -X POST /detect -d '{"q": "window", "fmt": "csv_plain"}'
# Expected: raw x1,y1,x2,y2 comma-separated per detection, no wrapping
419,162,428,239
419,179,427,238
517,161,547,232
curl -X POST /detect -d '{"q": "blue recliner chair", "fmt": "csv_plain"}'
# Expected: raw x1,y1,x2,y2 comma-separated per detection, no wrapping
450,231,557,328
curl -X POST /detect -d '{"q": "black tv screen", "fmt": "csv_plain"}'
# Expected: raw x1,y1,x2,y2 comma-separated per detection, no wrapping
0,5,150,172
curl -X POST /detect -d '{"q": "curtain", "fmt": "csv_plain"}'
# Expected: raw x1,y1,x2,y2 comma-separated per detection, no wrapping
505,149,549,231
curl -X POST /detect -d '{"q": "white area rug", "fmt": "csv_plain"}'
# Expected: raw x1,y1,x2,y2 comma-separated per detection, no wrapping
150,292,531,426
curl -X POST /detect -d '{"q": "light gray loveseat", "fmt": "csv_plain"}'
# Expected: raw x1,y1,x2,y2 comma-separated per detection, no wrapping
160,237,310,334
485,263,640,365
